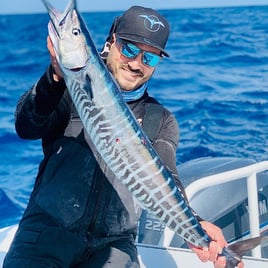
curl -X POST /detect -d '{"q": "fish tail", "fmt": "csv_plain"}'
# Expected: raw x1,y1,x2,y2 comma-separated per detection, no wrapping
224,235,268,267
228,235,268,257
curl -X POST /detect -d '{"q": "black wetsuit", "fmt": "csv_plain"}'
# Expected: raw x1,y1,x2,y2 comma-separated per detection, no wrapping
3,65,181,268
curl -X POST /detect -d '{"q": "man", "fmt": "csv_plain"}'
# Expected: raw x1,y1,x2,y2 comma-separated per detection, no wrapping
4,6,243,268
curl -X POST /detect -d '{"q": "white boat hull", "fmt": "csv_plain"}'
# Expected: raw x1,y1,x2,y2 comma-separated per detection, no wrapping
1,225,268,268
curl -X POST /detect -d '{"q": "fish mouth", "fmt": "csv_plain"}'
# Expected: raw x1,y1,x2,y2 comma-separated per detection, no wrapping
71,67,83,71
67,58,89,71
69,66,86,72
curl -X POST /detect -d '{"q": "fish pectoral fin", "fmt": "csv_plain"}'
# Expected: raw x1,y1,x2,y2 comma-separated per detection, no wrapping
228,235,268,257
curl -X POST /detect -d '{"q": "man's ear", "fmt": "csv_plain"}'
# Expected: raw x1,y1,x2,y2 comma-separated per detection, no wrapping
110,33,116,44
100,41,112,60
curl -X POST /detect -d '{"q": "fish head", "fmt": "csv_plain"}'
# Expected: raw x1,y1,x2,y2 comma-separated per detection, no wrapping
43,0,89,70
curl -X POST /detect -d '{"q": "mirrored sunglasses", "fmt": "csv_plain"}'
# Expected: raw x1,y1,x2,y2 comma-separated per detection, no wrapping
116,38,161,67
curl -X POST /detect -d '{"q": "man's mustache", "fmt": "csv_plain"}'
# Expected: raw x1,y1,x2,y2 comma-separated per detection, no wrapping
120,63,144,77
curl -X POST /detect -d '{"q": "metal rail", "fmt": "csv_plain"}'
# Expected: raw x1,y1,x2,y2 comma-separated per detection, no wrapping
159,161,268,258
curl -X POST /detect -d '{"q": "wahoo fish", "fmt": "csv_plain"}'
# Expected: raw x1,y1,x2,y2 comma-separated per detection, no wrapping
42,0,266,267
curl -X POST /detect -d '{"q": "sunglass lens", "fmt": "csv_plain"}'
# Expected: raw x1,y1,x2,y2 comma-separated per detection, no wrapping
122,43,140,58
143,52,160,67
119,39,161,67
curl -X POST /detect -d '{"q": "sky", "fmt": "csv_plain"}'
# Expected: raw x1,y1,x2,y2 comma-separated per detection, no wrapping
1,0,268,14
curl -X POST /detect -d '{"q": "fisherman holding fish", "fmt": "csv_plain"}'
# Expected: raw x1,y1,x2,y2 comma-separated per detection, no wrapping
3,2,244,268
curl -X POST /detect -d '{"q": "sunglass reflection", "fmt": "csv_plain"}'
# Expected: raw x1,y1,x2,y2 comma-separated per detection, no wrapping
116,38,161,67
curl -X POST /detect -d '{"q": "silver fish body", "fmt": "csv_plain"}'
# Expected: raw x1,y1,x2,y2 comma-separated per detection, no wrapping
42,0,243,266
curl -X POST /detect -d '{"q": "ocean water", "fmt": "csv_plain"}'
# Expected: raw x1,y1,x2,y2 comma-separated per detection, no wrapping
0,5,268,228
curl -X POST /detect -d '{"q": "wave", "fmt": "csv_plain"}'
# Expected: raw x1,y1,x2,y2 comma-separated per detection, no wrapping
0,188,23,228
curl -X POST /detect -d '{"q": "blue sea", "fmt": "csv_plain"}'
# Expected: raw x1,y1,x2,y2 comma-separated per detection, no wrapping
1,5,268,229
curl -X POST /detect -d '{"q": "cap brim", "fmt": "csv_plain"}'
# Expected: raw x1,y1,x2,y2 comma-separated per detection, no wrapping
117,34,170,57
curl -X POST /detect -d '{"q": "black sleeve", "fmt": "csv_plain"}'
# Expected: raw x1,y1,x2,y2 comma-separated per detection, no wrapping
153,111,204,221
15,65,70,140
153,111,179,177
35,64,66,115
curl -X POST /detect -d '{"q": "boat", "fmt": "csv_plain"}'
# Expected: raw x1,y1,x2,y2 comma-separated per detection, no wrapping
1,157,268,267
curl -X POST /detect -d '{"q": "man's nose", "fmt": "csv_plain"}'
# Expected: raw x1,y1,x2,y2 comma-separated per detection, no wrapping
127,53,143,68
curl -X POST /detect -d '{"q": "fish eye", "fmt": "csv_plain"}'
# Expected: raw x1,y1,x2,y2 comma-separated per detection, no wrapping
72,28,81,36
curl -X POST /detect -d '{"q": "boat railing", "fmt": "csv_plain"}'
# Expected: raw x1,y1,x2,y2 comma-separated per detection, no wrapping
158,160,268,258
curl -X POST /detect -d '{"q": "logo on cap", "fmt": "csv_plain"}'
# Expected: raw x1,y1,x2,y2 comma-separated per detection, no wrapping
139,15,165,32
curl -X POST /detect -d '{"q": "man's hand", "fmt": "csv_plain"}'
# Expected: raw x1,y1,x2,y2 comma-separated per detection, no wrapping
188,221,244,268
47,36,63,82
